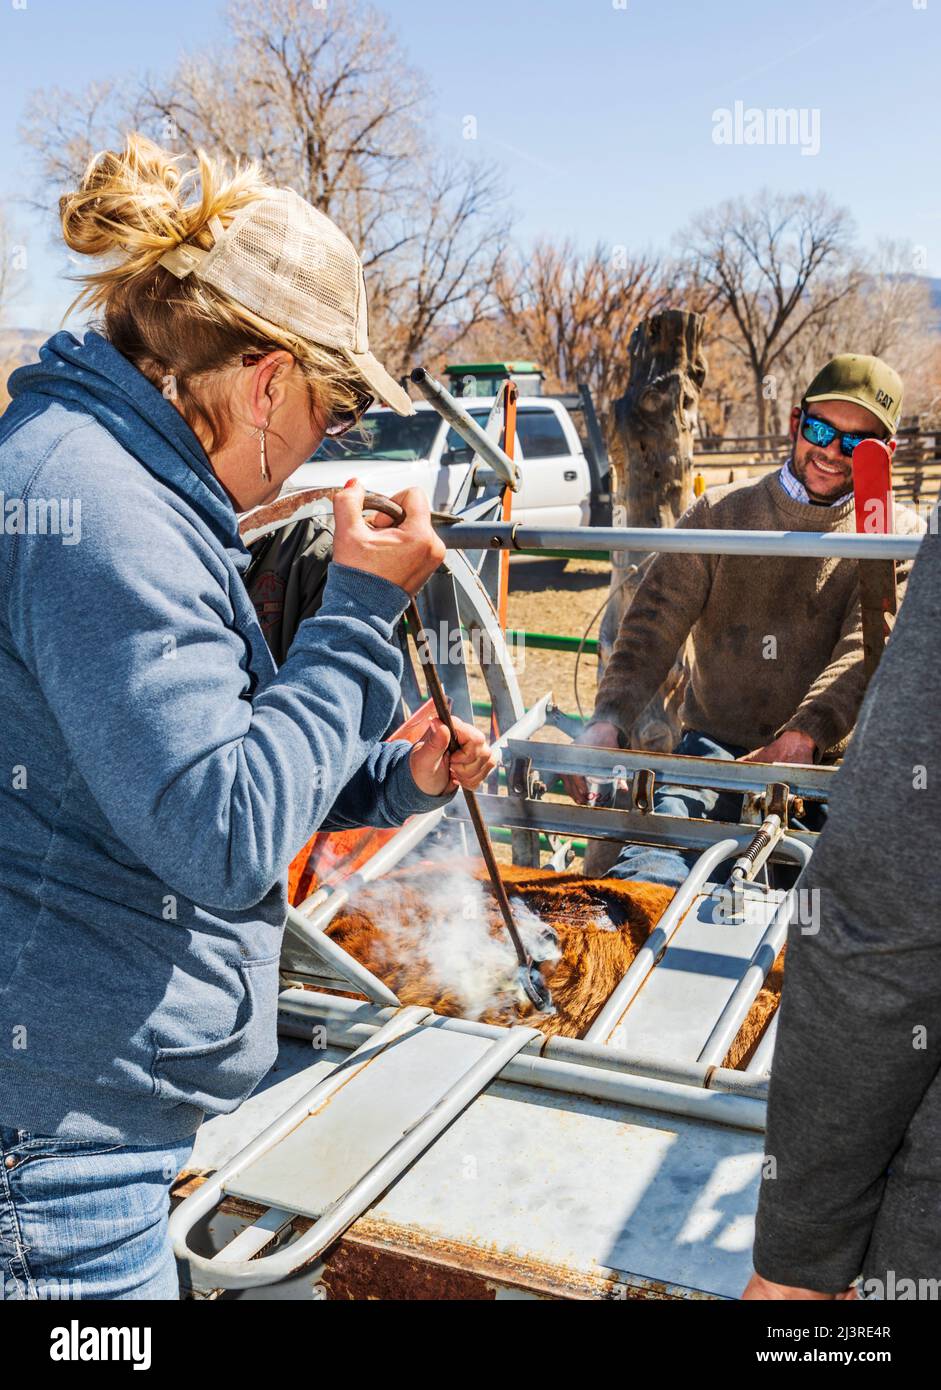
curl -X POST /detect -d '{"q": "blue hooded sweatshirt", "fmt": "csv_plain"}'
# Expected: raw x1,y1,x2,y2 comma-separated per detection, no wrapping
0,330,453,1145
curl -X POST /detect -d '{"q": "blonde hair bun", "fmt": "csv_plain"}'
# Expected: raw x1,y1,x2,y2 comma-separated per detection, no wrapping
56,131,369,453
60,132,267,306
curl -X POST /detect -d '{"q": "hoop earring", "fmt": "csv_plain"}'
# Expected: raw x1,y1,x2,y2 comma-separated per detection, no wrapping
259,418,271,482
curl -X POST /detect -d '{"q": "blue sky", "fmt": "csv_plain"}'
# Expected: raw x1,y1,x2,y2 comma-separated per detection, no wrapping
2,0,938,328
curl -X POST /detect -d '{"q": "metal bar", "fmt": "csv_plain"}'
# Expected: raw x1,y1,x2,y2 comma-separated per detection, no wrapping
412,569,475,726
485,1051,766,1132
541,1034,769,1099
277,991,521,1046
502,739,837,799
170,1006,434,1287
282,904,401,1008
583,838,746,1044
210,1207,295,1264
446,794,820,851
510,629,600,653
294,800,451,926
410,367,521,490
774,834,813,872
589,835,811,1055
514,549,612,561
745,1013,779,1076
276,990,768,1097
406,599,542,998
696,861,806,1069
488,825,588,856
275,990,767,1132
171,1013,540,1289
240,486,458,550
440,524,921,560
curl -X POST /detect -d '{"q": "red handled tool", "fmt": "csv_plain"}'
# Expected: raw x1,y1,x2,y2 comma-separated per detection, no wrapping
852,438,897,680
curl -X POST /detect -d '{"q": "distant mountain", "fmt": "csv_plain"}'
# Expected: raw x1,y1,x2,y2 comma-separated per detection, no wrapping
928,278,941,320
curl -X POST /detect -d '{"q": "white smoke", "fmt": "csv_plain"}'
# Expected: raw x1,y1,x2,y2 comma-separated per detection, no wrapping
592,909,618,932
361,852,560,1019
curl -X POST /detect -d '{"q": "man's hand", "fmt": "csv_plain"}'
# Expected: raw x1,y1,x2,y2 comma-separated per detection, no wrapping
409,715,497,797
562,720,622,805
741,730,817,766
742,1273,854,1300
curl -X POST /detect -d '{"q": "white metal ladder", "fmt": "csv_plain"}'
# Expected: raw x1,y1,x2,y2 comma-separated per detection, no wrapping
170,1006,539,1289
279,903,401,1008
584,836,810,1071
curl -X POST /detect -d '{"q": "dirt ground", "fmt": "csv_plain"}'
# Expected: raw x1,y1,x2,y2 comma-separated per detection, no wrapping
466,554,611,726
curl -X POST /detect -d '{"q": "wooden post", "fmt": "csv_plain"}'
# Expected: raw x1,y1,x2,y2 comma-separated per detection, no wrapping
586,310,706,877
599,308,706,742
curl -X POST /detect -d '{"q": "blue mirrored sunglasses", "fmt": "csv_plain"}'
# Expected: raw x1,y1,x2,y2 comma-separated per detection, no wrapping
800,412,882,460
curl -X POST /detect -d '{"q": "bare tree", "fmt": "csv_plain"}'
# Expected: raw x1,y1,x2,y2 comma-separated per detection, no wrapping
768,240,938,428
679,190,860,441
494,239,668,430
0,208,21,320
140,0,426,245
696,308,755,440
20,79,128,205
846,240,938,359
19,0,510,365
367,161,511,376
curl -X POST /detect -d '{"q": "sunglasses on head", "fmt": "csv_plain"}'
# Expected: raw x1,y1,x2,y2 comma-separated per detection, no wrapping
800,409,884,460
241,353,375,438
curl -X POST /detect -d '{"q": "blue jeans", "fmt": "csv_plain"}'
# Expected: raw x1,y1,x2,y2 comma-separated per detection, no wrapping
0,1126,193,1300
606,729,753,888
606,729,827,888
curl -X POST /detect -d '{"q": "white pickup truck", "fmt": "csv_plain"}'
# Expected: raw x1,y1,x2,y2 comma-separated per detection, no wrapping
286,396,595,527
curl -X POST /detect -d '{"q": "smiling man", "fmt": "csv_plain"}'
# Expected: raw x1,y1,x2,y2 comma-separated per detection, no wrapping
564,354,924,887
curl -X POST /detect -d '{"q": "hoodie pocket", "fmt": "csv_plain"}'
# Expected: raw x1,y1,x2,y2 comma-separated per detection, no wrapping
151,954,280,1114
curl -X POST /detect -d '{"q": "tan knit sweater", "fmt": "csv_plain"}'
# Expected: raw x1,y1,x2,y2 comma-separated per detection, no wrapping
593,470,922,758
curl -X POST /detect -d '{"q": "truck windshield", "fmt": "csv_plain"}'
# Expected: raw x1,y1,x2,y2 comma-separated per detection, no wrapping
312,412,441,463
442,411,494,463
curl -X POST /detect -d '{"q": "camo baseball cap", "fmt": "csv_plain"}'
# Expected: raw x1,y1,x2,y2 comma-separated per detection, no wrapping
803,353,903,436
157,188,413,415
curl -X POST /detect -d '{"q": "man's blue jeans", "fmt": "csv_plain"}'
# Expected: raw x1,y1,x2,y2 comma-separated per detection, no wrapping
0,1126,193,1300
605,729,752,888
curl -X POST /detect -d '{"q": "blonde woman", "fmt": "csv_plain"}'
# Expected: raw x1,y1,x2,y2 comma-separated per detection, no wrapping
0,135,494,1299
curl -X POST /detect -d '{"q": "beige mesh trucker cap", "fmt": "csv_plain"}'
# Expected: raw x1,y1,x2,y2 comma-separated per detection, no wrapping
157,188,413,415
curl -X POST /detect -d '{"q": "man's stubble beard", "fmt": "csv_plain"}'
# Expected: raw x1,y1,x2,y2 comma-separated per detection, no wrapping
791,449,852,505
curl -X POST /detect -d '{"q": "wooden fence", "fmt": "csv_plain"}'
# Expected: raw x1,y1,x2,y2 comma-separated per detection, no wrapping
694,427,941,508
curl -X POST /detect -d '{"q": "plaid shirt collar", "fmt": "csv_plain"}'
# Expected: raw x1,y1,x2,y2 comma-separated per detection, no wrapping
779,457,853,508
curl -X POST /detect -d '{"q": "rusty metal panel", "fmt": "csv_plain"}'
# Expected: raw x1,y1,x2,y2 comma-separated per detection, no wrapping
605,887,785,1061
187,1037,762,1299
225,1026,511,1220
